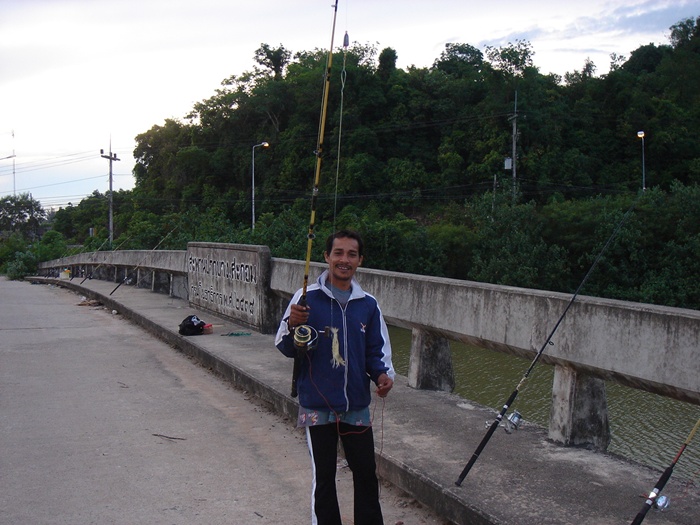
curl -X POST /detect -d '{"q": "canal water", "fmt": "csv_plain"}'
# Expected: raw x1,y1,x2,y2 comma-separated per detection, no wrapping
388,326,700,483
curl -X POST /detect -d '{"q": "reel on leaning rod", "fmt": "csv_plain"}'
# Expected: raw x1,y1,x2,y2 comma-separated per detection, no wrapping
504,410,523,434
483,410,523,434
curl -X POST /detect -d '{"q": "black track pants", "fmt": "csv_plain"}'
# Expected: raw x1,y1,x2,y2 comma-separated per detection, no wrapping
306,423,383,525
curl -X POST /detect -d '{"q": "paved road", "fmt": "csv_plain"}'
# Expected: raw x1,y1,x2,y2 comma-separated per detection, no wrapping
0,278,445,525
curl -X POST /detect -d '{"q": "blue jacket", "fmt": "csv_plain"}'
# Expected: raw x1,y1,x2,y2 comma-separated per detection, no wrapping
275,270,395,412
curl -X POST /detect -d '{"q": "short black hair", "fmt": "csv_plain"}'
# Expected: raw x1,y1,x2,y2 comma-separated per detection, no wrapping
325,229,364,257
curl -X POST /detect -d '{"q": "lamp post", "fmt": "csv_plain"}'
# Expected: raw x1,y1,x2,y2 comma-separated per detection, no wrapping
637,131,646,191
251,141,269,230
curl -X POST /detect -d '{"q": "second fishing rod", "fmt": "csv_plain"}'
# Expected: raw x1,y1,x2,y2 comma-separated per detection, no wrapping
109,224,179,296
455,194,640,486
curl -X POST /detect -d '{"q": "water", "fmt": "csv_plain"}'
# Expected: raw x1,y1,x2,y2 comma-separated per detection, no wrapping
388,326,700,482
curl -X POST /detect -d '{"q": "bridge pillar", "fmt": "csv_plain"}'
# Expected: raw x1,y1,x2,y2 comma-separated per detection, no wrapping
408,328,455,392
549,365,611,450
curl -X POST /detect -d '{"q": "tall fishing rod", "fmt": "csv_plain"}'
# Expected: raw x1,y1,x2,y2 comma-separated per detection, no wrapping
109,225,178,296
456,196,640,486
290,1,340,398
630,417,700,525
80,235,131,284
70,237,110,281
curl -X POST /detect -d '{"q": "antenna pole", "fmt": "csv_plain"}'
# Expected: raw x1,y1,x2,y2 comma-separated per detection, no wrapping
12,130,16,196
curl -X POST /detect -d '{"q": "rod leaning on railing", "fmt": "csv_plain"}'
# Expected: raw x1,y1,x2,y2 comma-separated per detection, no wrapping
456,196,639,486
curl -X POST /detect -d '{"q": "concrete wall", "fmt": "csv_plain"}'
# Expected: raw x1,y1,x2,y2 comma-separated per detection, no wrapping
57,250,187,273
186,243,276,333
40,250,700,407
270,258,700,404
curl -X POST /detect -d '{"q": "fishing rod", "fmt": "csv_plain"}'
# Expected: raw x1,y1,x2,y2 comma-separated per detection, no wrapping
455,196,640,486
290,1,340,398
80,235,131,284
630,417,700,525
109,224,178,296
70,235,109,284
71,237,111,280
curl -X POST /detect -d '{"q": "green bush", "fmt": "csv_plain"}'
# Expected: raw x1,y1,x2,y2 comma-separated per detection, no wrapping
5,251,37,280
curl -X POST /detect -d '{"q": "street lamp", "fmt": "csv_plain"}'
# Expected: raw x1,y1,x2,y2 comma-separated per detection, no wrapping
251,141,269,230
637,131,646,191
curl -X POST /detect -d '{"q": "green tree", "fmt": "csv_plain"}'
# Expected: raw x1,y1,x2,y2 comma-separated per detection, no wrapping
470,194,569,290
0,232,28,273
485,40,535,77
4,251,36,280
0,193,45,239
32,230,68,263
50,19,700,310
254,43,292,80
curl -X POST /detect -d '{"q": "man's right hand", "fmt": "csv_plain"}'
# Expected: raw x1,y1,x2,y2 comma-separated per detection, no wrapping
288,303,310,329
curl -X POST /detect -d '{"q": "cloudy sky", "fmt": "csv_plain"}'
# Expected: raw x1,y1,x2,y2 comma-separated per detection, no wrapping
0,0,698,210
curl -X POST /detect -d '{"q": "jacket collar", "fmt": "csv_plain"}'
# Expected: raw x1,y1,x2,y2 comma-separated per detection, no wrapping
317,269,366,301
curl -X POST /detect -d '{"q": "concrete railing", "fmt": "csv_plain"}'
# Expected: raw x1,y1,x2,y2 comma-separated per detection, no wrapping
39,247,700,450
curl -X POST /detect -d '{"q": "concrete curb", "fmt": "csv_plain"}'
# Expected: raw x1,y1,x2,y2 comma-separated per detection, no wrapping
30,277,493,524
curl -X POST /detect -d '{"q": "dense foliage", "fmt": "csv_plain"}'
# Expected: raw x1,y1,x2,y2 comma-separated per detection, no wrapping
3,17,700,309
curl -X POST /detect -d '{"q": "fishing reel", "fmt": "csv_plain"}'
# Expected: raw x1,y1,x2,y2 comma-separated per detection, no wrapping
483,410,524,433
503,410,523,434
654,495,670,511
646,490,670,511
293,324,320,352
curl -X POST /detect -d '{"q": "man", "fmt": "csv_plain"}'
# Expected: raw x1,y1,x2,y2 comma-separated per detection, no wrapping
275,229,395,525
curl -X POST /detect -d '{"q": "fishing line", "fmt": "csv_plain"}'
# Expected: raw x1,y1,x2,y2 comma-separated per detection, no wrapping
332,31,350,227
305,348,375,438
630,417,700,525
455,193,641,486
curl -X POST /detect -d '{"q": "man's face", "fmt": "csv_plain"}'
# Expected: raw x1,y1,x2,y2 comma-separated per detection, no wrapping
324,236,363,290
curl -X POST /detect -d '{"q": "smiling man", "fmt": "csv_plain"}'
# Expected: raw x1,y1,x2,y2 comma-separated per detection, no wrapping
275,229,395,525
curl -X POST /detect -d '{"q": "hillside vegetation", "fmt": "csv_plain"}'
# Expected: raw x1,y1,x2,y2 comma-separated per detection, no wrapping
4,17,700,309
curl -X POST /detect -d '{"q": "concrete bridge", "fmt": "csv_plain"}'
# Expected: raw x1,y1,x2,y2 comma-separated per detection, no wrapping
41,243,700,524
40,242,700,455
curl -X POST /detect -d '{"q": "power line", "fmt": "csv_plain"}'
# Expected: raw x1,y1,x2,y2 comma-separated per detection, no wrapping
0,149,131,176
0,174,107,196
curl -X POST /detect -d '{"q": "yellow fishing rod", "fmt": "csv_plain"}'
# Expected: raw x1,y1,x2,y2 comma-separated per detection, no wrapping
290,1,340,398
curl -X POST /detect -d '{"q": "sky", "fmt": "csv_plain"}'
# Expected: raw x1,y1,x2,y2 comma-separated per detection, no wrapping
0,0,698,212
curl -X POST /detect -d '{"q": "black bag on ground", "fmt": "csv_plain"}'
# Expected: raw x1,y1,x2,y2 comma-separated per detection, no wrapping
178,315,206,336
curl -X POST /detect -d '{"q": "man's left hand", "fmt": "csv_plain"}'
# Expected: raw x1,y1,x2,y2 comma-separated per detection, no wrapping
376,373,393,398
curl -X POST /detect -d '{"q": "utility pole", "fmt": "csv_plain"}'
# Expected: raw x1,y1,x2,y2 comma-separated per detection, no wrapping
100,139,120,248
508,91,518,202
